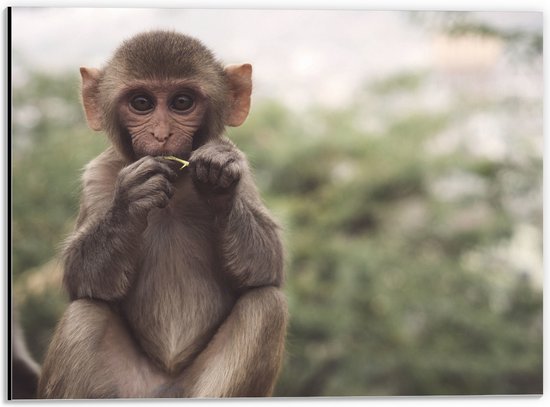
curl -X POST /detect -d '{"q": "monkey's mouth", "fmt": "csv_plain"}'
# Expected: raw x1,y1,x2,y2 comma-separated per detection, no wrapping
145,148,192,161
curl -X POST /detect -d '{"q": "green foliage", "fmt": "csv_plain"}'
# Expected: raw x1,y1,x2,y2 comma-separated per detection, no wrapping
12,31,542,396
12,72,108,276
249,92,543,395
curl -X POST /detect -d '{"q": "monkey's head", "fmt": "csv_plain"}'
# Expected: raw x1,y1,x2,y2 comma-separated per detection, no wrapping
80,31,252,161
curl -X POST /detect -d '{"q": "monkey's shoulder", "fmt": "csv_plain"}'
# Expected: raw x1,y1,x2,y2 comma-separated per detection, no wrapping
81,148,125,193
73,149,124,219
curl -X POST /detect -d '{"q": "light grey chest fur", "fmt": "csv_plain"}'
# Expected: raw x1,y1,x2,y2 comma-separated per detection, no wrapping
122,174,235,373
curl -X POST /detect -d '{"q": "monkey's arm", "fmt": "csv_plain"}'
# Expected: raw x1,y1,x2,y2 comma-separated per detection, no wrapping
62,201,143,301
63,153,176,301
191,138,284,289
220,180,284,288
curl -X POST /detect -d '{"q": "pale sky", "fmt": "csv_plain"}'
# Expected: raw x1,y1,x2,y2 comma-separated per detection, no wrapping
11,8,542,108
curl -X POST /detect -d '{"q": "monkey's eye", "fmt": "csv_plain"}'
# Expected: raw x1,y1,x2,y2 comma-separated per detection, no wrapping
171,94,194,112
130,95,154,113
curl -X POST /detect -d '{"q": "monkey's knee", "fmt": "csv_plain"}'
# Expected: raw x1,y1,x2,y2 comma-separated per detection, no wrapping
38,300,118,399
58,299,114,337
238,286,288,364
243,286,288,330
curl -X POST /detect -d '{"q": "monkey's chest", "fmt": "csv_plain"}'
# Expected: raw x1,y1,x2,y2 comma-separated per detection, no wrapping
122,209,235,374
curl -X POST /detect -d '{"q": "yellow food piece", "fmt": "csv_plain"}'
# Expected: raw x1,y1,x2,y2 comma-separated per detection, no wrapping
163,155,190,170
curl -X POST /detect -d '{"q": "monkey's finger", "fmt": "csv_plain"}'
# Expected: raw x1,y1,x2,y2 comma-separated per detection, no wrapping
123,157,178,187
138,157,178,181
128,181,173,204
218,161,242,189
118,155,151,181
121,161,177,189
152,157,180,181
148,190,172,209
124,155,163,176
129,174,174,202
192,159,211,184
208,160,223,185
132,192,171,214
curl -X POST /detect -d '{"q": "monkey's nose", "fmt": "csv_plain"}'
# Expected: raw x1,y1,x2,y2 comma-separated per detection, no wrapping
153,132,173,143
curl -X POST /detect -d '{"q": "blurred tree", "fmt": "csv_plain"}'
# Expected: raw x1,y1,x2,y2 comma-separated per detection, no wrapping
12,70,107,278
12,69,107,362
410,11,542,59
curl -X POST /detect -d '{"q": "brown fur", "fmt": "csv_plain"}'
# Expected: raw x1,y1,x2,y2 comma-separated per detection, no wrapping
38,31,287,399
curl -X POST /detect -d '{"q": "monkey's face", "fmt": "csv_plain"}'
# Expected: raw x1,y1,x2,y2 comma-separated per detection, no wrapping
80,32,253,162
117,81,208,158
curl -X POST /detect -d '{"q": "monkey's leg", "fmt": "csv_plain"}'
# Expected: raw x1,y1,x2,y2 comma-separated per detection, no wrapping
168,286,287,398
38,299,167,399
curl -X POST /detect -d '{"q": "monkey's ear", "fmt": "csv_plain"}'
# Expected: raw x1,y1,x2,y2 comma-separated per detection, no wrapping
224,64,252,127
80,67,103,131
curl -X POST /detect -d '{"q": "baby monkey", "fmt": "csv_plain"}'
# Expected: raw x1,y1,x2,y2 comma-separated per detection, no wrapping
38,31,287,399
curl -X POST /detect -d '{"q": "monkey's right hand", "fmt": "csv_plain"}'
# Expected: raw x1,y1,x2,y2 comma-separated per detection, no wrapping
112,156,177,219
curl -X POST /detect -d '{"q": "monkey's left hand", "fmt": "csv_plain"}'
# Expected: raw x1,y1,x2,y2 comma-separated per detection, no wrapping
190,141,245,198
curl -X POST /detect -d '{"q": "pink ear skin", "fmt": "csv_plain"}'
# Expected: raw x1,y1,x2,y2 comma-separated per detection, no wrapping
80,67,103,131
224,63,253,127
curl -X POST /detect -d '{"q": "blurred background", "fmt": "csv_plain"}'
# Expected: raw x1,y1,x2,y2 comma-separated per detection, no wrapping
11,8,542,396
